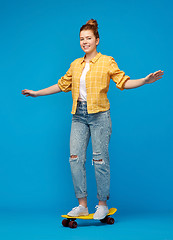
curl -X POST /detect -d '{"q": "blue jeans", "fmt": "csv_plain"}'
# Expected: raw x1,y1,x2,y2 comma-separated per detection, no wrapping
69,100,112,201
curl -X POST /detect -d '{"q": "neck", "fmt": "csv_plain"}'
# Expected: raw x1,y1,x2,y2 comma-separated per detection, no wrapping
84,50,98,62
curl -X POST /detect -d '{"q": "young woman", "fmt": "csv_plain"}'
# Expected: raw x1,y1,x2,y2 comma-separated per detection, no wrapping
21,19,164,220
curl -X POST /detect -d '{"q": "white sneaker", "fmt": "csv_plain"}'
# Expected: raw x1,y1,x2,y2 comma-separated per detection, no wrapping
67,205,89,217
93,205,109,220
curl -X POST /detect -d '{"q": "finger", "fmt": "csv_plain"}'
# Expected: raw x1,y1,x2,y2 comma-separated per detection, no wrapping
156,76,163,80
156,73,164,78
154,76,162,81
155,70,164,74
155,72,164,77
154,70,159,73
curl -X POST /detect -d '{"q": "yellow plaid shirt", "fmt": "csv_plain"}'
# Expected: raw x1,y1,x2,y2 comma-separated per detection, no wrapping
57,52,130,114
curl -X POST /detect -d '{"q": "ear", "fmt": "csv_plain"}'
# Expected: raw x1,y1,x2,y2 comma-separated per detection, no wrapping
96,38,100,46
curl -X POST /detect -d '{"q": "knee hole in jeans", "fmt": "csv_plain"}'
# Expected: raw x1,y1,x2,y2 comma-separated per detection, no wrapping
92,159,105,165
69,155,79,163
70,155,78,159
92,152,105,165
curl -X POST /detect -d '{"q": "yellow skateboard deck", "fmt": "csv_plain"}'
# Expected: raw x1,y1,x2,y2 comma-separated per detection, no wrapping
61,207,117,228
61,207,117,220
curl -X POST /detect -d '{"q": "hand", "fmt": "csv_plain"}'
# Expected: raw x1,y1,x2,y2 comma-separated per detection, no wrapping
21,89,38,97
144,70,164,84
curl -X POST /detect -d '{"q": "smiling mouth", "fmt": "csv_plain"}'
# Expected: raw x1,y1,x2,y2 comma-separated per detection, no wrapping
83,45,90,49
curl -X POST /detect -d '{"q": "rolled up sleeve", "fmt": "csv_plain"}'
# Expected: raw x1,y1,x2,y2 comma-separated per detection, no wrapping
57,63,72,92
108,57,130,91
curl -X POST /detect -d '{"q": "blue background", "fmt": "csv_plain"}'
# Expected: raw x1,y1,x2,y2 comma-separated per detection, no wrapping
0,0,173,239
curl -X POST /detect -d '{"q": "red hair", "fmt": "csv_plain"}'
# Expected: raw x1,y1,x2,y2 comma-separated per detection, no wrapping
80,19,99,39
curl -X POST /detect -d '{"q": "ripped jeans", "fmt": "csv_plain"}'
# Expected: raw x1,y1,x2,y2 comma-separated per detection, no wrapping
69,100,112,201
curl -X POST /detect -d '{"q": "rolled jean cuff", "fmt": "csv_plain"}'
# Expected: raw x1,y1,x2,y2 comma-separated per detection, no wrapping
97,194,110,201
75,193,88,199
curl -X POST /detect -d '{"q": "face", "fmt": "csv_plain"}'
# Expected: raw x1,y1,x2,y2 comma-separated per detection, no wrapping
80,30,99,54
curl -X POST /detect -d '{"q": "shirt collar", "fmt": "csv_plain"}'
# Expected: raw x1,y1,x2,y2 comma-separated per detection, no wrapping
80,52,102,64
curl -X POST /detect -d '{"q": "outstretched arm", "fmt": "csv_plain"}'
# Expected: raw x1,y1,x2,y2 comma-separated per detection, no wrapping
124,70,164,89
21,83,62,97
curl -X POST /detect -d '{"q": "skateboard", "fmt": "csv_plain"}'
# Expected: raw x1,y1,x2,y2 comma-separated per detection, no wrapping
61,207,117,228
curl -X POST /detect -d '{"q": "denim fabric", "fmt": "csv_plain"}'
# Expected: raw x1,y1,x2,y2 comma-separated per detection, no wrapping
69,100,112,201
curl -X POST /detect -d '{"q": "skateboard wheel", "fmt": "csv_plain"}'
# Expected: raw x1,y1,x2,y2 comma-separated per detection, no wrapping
62,219,70,227
100,216,108,223
68,220,77,228
106,217,114,224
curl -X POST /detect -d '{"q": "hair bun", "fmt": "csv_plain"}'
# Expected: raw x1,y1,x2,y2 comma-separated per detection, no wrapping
80,19,99,39
86,19,98,29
